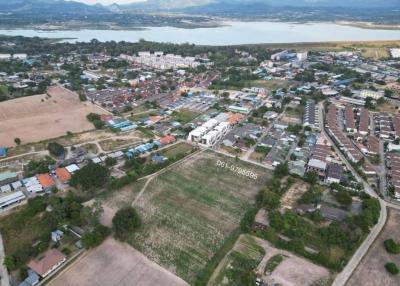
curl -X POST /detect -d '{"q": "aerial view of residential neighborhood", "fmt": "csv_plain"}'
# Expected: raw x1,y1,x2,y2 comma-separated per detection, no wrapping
0,0,400,286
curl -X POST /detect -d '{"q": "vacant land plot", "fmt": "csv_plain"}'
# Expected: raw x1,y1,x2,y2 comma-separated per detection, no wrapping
209,234,265,286
160,142,196,158
280,181,309,210
171,109,200,124
95,180,147,227
210,234,330,286
0,86,104,147
48,238,188,286
347,208,400,286
255,237,330,286
128,151,269,284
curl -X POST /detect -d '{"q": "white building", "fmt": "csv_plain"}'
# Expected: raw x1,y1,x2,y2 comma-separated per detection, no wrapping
390,48,400,59
0,54,12,60
359,89,384,100
13,53,28,60
296,51,308,61
0,191,26,209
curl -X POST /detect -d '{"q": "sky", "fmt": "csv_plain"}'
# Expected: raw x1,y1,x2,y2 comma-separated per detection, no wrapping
72,0,144,5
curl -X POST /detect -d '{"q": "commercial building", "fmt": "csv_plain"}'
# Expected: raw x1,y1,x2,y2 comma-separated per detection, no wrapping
0,191,26,209
0,172,18,185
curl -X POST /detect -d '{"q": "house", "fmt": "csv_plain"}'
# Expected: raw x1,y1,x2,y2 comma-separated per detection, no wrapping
325,163,343,184
18,269,39,286
65,164,80,174
152,155,167,164
160,135,176,145
0,147,6,157
55,168,71,184
51,230,64,242
28,249,66,278
37,174,55,192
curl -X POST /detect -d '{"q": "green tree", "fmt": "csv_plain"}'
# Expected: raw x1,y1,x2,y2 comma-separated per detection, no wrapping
304,171,318,185
47,142,65,157
113,207,141,241
3,256,17,271
262,190,281,210
70,162,110,191
14,138,21,145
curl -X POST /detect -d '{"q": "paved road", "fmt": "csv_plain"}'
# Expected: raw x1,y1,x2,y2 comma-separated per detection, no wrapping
0,234,10,286
318,102,387,286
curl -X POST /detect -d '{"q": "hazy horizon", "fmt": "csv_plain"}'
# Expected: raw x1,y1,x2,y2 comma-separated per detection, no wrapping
70,0,144,5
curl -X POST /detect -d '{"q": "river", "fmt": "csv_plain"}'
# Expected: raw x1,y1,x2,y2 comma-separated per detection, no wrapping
1,21,400,45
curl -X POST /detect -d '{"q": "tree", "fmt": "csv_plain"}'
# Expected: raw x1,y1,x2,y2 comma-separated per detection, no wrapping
14,138,21,145
47,142,64,157
273,163,289,179
262,190,281,210
335,190,352,206
304,171,318,185
385,262,399,275
104,157,117,167
113,207,141,241
70,162,109,190
3,256,17,271
81,225,110,248
365,97,374,109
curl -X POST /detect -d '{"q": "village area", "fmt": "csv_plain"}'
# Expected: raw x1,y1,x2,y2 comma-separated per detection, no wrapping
0,37,400,286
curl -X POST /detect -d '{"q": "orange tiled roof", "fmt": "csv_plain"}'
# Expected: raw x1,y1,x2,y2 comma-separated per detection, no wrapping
28,249,66,277
55,168,71,183
160,135,176,145
37,174,55,189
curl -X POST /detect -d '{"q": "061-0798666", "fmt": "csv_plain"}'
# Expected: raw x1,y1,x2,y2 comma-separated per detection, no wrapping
216,160,258,180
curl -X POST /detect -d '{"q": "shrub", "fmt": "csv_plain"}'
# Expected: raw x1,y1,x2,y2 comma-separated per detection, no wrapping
385,262,399,275
70,162,109,190
384,239,400,254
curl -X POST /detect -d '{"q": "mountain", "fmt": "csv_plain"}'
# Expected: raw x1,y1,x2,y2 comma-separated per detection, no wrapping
0,0,108,14
119,0,400,11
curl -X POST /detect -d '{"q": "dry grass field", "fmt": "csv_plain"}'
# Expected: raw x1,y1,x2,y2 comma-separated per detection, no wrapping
347,208,400,286
0,86,104,147
48,238,188,286
127,151,270,284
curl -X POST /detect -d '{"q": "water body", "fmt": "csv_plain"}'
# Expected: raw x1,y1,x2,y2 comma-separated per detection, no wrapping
1,21,400,45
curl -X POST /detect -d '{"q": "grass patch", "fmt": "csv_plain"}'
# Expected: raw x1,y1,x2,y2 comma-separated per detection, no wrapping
171,109,200,124
264,254,284,274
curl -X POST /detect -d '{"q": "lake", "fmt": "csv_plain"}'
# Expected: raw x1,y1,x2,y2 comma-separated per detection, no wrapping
1,21,400,45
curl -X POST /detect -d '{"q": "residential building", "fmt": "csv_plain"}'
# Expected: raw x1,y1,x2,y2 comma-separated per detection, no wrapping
28,249,66,278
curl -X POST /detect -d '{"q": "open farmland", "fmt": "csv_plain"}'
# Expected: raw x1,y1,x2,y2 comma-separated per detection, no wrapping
0,86,104,147
347,208,400,286
48,238,188,286
128,151,270,284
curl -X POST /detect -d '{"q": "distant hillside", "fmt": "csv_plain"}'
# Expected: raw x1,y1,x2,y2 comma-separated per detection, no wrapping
118,0,400,11
0,0,108,14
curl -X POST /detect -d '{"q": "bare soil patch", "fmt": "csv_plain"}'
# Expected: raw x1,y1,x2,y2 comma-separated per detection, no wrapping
347,208,400,286
48,238,188,286
0,86,104,147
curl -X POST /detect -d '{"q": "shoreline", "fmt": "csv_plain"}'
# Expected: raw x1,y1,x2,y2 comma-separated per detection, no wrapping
0,19,399,32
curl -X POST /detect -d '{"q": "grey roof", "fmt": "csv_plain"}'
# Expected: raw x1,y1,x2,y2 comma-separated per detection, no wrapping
326,163,343,180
